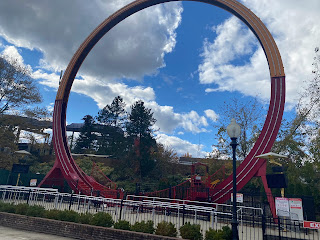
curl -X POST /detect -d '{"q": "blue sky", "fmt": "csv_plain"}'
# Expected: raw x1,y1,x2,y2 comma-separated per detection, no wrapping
0,0,319,157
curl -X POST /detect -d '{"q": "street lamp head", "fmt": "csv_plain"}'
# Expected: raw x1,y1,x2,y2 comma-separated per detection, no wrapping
227,118,241,139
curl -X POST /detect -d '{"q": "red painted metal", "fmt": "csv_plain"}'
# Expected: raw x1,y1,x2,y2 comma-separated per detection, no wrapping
212,77,285,218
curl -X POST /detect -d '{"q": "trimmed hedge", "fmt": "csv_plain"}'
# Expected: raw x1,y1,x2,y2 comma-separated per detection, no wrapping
114,220,131,230
180,222,202,240
155,221,177,237
205,226,232,240
131,220,155,234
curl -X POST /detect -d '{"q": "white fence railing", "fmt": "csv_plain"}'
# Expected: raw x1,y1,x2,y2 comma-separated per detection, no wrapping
0,185,264,238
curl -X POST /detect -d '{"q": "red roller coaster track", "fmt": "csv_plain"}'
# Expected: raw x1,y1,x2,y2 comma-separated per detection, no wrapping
39,0,285,218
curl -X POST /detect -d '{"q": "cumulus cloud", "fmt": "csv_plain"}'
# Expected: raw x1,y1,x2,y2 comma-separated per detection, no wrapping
28,52,211,136
199,0,320,108
204,109,219,122
0,0,182,82
0,1,215,138
156,133,207,157
1,45,32,72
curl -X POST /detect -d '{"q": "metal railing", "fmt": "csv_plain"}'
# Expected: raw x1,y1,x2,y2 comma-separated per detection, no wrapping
2,185,317,239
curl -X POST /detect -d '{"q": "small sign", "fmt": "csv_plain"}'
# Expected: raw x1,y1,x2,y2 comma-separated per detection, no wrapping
289,198,304,221
30,179,37,187
275,197,290,217
304,221,320,229
231,193,243,203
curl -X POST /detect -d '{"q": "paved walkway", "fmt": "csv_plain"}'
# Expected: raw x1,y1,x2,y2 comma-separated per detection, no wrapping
0,226,75,240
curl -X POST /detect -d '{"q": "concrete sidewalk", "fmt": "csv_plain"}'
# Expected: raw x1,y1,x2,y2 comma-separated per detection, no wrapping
0,226,75,240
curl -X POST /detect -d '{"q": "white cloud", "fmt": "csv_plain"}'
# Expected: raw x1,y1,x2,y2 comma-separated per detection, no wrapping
179,110,208,133
1,45,32,72
199,0,320,108
146,102,210,134
46,103,54,113
0,0,182,82
204,109,219,122
32,70,60,89
33,64,211,136
156,133,207,157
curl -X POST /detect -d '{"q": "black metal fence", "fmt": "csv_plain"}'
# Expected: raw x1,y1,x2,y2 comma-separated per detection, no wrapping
263,216,318,240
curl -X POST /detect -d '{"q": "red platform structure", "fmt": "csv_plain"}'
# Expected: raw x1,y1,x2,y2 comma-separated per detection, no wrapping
145,163,226,201
38,0,285,219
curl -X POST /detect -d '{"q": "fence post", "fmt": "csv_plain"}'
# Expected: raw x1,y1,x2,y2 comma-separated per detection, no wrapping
211,211,214,229
69,191,74,210
119,199,124,220
26,189,31,205
262,212,266,240
278,217,282,240
182,205,185,225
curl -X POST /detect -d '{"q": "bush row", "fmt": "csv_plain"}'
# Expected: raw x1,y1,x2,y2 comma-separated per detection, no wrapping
0,201,232,239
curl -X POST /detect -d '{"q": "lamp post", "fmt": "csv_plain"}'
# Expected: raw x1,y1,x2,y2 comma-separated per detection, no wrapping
227,118,241,240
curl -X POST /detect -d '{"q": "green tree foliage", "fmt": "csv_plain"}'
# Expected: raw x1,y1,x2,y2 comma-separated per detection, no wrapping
96,96,128,157
0,116,18,169
126,100,157,179
0,56,50,171
73,115,97,154
127,100,156,139
149,144,179,179
97,96,126,128
0,56,42,114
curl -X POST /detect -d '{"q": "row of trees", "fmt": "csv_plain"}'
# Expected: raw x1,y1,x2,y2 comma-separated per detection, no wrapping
73,97,158,180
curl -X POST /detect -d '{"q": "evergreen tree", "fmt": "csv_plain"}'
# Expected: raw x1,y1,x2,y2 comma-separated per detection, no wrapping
127,100,157,179
96,96,127,157
97,96,126,128
127,100,156,139
73,115,97,154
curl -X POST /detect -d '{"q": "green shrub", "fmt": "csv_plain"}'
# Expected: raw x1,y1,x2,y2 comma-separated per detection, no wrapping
155,221,177,237
15,203,30,215
26,205,45,217
205,228,224,240
45,209,61,220
78,212,93,224
114,220,131,231
1,203,16,213
205,226,232,240
131,220,155,234
58,210,79,222
90,212,114,227
180,222,202,240
221,226,232,240
0,201,5,211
